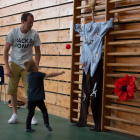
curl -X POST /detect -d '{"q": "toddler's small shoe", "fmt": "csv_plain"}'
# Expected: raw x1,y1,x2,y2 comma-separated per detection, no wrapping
45,124,53,131
25,128,35,132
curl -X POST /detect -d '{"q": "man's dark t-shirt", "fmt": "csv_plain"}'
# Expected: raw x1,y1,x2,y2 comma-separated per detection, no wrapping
27,72,46,101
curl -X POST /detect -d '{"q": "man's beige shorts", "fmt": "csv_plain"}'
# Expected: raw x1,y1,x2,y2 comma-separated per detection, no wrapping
7,62,28,96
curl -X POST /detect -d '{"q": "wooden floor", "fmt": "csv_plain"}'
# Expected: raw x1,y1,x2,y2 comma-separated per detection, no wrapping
0,101,139,140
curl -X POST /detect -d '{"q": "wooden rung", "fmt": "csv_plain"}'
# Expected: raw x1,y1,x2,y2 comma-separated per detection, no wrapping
72,118,95,126
76,5,90,10
72,118,78,122
105,95,140,102
73,81,82,84
105,105,140,114
113,20,119,23
75,34,80,37
74,40,139,46
74,18,140,28
74,53,81,56
78,0,124,4
72,109,80,113
105,115,140,126
73,99,92,106
87,121,95,126
76,12,105,19
106,84,114,88
106,84,140,90
74,19,140,28
76,1,105,10
107,63,140,67
75,43,82,47
108,40,140,45
109,5,140,14
72,109,92,115
106,73,140,78
75,35,80,37
115,18,140,23
110,29,140,35
104,126,140,137
74,72,83,75
76,14,105,19
110,0,129,3
73,99,80,103
73,90,81,94
105,94,119,99
107,52,140,56
74,62,82,65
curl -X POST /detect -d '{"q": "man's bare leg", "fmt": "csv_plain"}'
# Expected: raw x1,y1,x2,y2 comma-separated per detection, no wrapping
11,94,18,115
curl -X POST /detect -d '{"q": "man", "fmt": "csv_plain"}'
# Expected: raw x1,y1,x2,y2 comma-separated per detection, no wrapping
3,13,41,124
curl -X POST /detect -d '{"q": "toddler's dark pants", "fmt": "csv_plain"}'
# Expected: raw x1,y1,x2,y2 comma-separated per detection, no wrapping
26,100,49,129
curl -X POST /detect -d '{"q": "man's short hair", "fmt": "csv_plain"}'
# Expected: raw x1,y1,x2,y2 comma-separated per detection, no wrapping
24,59,35,73
21,12,34,22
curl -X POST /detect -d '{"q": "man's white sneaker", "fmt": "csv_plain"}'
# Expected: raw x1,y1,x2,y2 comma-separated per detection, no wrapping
8,113,18,123
31,116,38,125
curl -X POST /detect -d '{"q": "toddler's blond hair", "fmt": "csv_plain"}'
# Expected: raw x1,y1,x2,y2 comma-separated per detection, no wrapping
24,59,35,73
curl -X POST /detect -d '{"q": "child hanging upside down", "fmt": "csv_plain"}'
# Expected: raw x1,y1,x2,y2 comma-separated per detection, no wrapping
24,58,65,132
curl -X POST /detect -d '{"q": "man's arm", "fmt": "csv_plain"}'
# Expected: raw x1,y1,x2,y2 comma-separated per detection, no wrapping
3,42,13,77
34,46,41,67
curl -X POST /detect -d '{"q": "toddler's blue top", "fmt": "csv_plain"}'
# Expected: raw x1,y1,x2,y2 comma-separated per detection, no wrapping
27,72,46,101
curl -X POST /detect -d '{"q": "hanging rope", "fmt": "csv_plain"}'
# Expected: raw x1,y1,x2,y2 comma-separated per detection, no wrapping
88,0,96,20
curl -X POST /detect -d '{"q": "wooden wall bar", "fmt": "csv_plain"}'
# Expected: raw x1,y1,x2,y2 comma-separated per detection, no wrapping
0,0,73,119
103,0,140,137
70,0,140,137
70,0,105,125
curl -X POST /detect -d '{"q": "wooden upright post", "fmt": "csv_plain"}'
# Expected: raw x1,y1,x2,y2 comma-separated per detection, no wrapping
101,0,115,130
70,0,81,123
